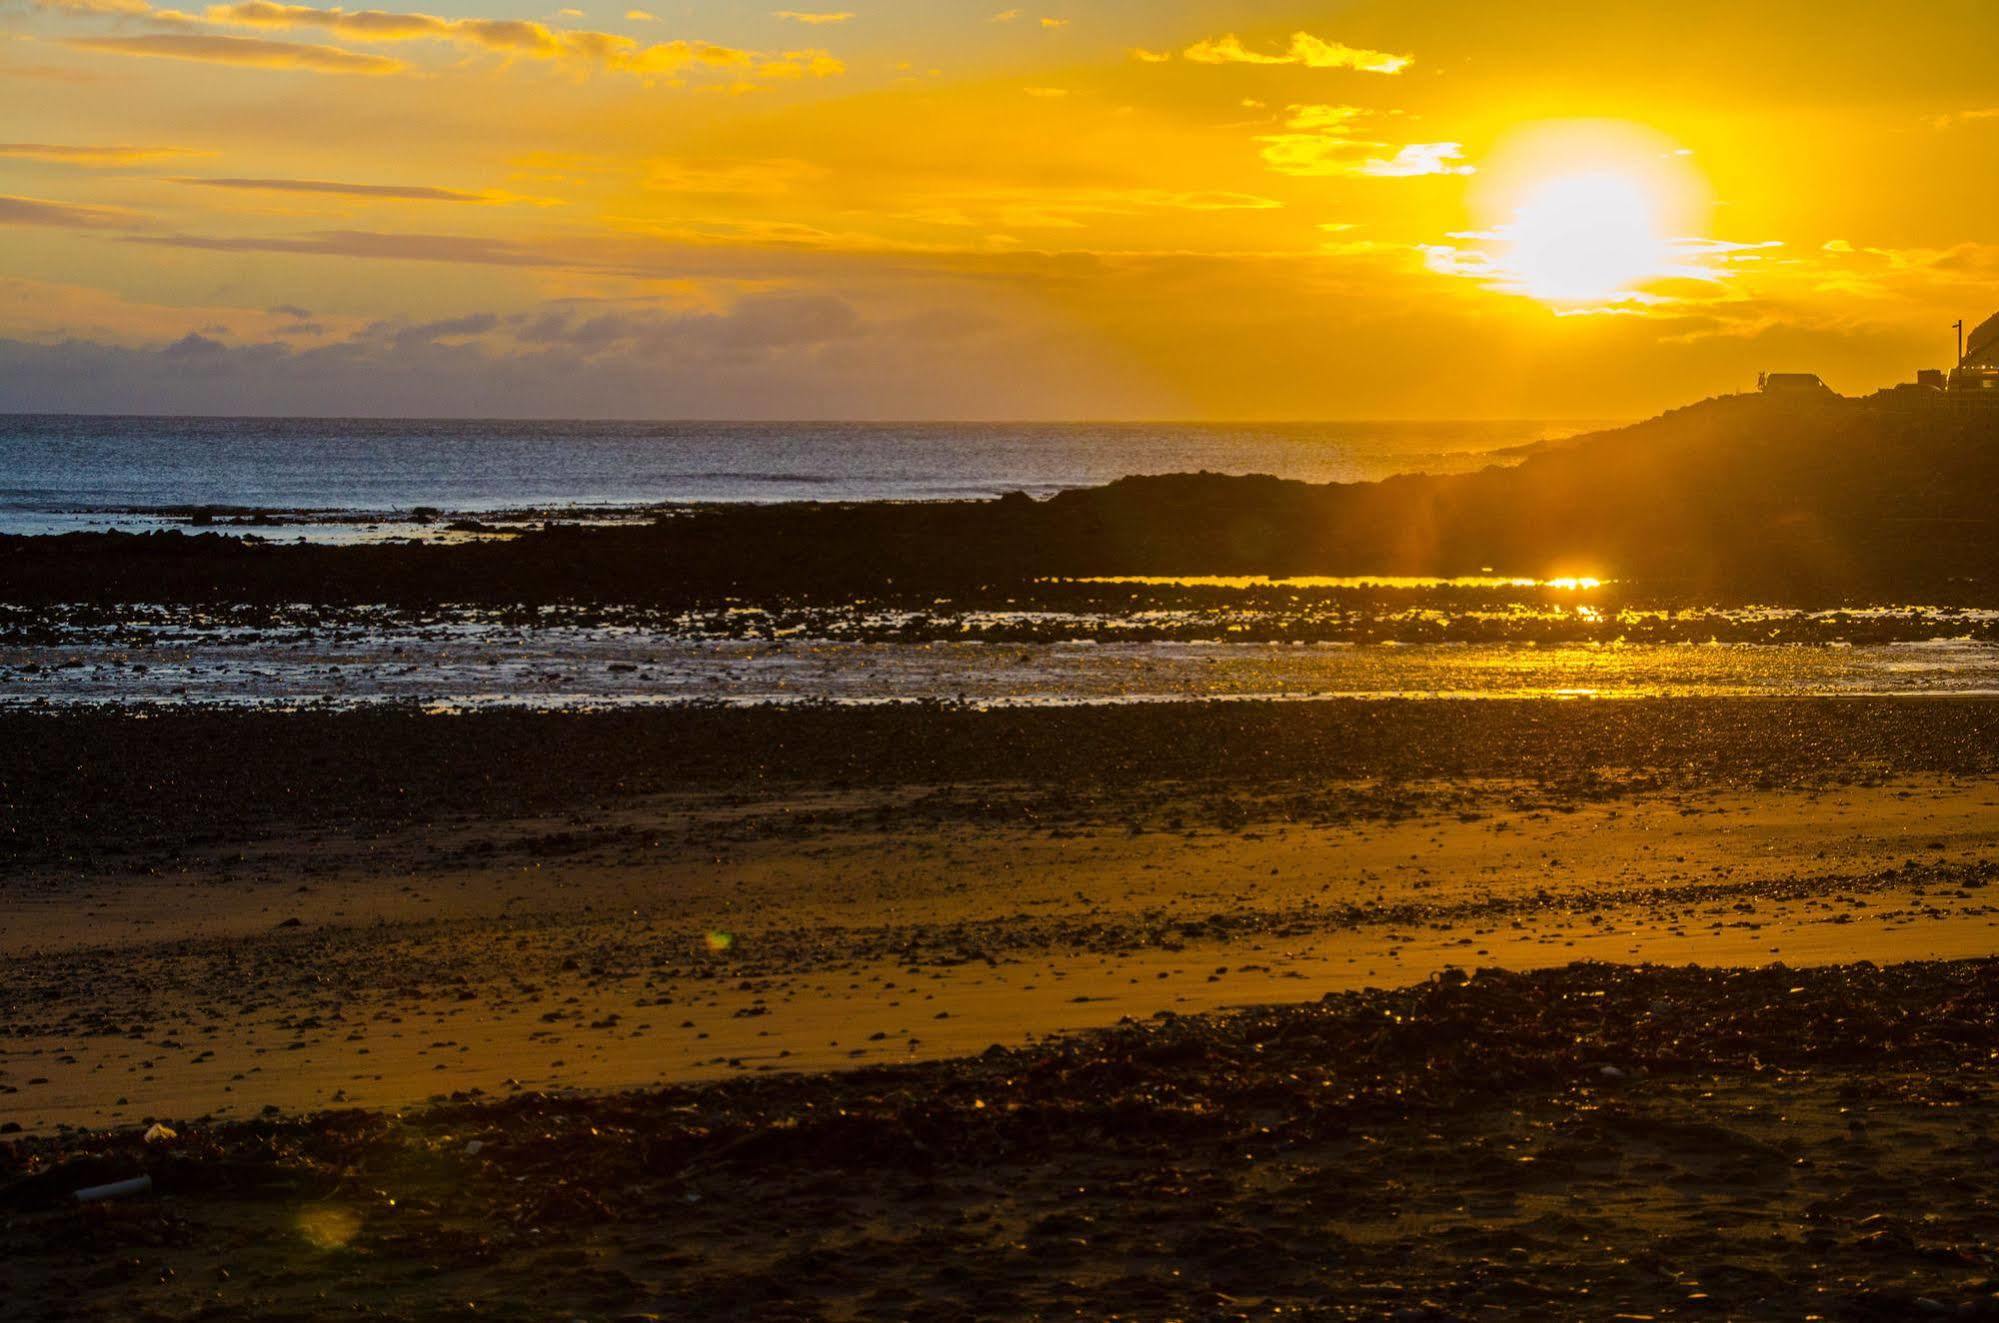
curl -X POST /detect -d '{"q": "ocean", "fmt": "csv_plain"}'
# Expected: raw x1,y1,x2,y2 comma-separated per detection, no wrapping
0,414,1605,541
16,412,1991,713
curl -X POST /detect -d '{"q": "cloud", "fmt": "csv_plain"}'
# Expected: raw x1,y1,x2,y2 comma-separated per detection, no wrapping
1931,107,1999,130
48,0,847,81
174,176,492,201
0,62,107,81
990,9,1019,20
1038,16,1065,28
201,1,442,38
1415,228,1796,317
0,290,912,417
772,10,851,22
63,33,404,74
0,142,207,164
394,311,499,343
899,186,1283,231
1355,142,1473,177
131,228,573,266
1184,32,1410,74
1256,105,1470,179
1287,33,1409,73
1129,47,1170,62
515,293,860,352
1186,34,1286,65
752,48,842,78
29,0,155,14
644,157,828,196
1144,190,1282,212
624,8,654,19
0,193,150,228
0,276,359,344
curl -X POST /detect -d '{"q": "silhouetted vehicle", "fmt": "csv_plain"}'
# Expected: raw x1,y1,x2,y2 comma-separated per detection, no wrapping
1758,372,1834,398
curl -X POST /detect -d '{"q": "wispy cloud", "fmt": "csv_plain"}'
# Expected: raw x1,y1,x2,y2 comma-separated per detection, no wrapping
1184,32,1410,74
1256,104,1469,178
130,228,571,266
0,62,107,81
894,186,1283,231
0,193,150,228
173,176,495,201
30,0,156,14
63,33,404,74
643,157,828,196
1931,107,1999,130
0,142,208,163
1355,143,1473,178
46,0,845,81
772,10,852,22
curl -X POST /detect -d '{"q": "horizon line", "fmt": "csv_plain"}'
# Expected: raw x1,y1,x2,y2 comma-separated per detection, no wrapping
0,410,1631,427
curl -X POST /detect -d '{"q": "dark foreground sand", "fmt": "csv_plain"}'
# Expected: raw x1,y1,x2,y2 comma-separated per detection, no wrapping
6,698,1999,1319
8,960,1999,1321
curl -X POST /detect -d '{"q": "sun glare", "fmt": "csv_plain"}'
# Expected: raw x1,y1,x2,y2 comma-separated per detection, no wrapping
1506,170,1670,304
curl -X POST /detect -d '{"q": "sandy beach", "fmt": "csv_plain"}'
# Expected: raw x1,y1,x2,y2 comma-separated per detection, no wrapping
2,697,1998,1317
10,957,1999,1321
12,2,1999,1314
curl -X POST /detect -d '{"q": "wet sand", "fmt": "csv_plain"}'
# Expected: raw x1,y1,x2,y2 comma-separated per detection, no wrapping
6,776,1999,1137
9,959,1999,1321
8,699,1999,1133
6,698,1999,1318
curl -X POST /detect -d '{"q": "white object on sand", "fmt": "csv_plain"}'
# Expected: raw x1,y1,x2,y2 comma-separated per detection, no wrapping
74,1174,152,1203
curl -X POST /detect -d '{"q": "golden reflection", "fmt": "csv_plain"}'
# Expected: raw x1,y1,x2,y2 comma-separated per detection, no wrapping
296,1205,362,1251
1056,575,1605,590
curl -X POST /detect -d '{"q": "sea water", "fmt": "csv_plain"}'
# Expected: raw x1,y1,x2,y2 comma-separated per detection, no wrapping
0,415,1606,540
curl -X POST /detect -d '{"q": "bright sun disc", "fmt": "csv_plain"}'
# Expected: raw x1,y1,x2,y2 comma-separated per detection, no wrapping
1507,170,1667,304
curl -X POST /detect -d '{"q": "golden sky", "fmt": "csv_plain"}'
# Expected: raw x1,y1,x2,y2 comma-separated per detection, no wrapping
2,0,1997,418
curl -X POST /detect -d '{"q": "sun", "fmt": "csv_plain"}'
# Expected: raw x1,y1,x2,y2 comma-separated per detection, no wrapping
1504,169,1671,304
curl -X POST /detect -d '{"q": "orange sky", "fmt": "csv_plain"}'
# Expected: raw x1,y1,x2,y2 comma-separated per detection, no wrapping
2,0,1997,417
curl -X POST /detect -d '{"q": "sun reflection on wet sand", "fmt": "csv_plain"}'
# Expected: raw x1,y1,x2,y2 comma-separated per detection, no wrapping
1053,575,1606,590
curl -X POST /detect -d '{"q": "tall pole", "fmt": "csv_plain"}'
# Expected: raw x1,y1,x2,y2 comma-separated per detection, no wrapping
1957,319,1966,366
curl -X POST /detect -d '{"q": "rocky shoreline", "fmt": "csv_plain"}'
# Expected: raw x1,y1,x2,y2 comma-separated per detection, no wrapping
5,396,1999,605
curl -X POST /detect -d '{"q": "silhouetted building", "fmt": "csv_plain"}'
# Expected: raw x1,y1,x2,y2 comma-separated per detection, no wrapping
1872,311,1999,404
1951,311,1999,393
1965,311,1999,368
